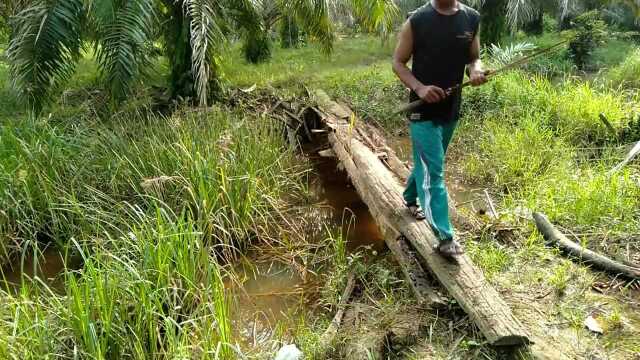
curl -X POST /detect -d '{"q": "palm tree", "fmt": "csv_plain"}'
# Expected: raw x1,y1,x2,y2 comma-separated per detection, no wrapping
6,0,399,114
7,0,261,113
465,0,587,45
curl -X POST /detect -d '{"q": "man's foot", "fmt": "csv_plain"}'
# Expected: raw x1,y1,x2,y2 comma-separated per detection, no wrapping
437,239,464,257
406,203,426,221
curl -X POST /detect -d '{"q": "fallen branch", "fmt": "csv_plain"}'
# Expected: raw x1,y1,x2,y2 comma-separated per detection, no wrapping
484,189,498,219
319,272,357,349
533,212,640,279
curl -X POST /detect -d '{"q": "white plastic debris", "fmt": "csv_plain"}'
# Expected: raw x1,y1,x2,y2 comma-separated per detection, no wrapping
584,315,604,334
274,344,303,360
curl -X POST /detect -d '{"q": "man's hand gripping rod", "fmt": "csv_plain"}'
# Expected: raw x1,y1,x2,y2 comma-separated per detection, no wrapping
394,40,569,114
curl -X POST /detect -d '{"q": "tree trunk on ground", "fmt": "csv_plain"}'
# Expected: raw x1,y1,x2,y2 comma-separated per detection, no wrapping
311,90,530,347
533,212,640,279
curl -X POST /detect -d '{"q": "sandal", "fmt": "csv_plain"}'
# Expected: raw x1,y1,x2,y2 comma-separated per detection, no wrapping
406,203,426,221
436,239,464,257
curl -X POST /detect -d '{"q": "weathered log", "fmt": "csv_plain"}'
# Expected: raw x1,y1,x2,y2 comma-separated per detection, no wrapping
533,212,640,279
384,233,447,308
319,272,357,349
313,90,530,346
376,133,481,231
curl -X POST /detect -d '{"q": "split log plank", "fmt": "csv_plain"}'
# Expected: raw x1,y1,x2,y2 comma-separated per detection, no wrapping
313,90,530,347
384,234,447,308
533,212,640,279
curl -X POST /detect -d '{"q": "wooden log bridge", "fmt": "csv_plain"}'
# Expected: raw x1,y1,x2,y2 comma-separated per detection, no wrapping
310,90,530,347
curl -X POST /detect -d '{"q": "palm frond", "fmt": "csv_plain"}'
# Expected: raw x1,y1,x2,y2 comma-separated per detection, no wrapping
350,0,400,37
6,0,84,114
94,0,156,102
283,0,335,53
488,41,536,66
183,0,229,106
505,0,536,29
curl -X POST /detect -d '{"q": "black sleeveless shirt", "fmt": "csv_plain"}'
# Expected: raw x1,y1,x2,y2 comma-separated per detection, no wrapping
409,3,480,123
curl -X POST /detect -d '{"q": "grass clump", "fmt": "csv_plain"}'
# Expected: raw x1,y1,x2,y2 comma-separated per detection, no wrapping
460,70,639,233
467,237,513,280
0,107,302,267
1,213,235,358
605,48,640,89
0,100,307,357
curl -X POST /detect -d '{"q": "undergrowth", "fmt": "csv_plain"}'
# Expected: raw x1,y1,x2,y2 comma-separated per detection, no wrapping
0,97,306,357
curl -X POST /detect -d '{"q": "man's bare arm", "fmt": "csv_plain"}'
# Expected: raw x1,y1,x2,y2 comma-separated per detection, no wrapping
467,33,486,86
392,20,445,103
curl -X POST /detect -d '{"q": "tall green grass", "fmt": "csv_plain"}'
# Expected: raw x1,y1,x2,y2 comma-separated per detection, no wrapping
605,48,640,89
0,212,237,359
460,71,640,233
0,98,306,357
0,107,303,267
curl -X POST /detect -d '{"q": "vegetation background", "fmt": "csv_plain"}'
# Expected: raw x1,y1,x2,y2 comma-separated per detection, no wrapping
0,0,639,359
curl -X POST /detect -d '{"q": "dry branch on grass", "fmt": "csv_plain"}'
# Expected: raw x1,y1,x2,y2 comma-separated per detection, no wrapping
533,212,640,279
319,272,357,350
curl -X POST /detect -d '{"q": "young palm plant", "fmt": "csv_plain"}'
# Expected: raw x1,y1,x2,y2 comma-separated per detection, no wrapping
7,0,259,113
7,0,399,113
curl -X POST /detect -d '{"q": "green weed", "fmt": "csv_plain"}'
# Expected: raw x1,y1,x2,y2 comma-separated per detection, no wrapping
548,261,571,294
467,236,513,280
605,48,640,89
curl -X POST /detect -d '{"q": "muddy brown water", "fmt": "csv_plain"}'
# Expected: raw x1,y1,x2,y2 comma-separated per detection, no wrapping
1,247,81,293
230,148,387,347
229,137,487,348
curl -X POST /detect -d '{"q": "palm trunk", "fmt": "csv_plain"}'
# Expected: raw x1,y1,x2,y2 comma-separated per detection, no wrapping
480,0,507,46
523,6,544,35
164,2,196,101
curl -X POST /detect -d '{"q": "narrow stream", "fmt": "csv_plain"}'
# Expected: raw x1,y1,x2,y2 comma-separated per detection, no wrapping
229,145,386,348
1,247,81,293
228,135,487,349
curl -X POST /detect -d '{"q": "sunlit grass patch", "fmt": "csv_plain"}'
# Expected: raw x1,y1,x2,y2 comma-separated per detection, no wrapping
462,112,572,188
605,48,640,90
466,236,513,280
552,81,630,145
522,167,640,231
222,36,394,89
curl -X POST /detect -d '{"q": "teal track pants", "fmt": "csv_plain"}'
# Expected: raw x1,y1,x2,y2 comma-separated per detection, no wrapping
403,119,458,242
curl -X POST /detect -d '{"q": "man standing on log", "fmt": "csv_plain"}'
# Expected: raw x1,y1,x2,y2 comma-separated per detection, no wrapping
392,0,486,256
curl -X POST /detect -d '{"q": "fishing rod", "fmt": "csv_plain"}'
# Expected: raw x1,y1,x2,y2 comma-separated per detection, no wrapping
395,39,570,114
